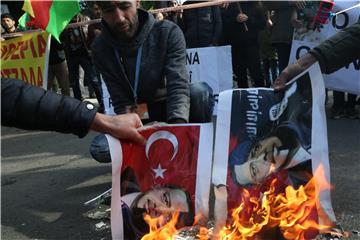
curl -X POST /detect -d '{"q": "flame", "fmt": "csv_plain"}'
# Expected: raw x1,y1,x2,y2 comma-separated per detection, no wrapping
141,212,179,240
141,166,333,240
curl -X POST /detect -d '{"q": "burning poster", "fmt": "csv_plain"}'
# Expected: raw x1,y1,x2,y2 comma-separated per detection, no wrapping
212,63,335,239
107,123,213,240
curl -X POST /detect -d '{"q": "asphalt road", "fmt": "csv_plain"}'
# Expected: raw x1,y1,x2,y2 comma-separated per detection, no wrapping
1,106,360,240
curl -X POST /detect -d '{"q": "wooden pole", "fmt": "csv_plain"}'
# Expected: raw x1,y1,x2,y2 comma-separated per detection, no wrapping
149,0,231,14
236,2,249,32
1,1,238,39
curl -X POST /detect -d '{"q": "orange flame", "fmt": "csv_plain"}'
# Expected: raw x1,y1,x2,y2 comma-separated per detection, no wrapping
141,166,333,240
141,212,179,240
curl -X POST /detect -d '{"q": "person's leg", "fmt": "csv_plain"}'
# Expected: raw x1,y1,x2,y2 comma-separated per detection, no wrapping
231,44,241,88
262,58,271,87
80,56,103,105
345,93,359,119
54,61,70,96
331,91,345,119
68,57,82,100
274,43,291,73
236,47,249,88
189,82,214,123
90,134,111,163
47,65,55,92
246,45,265,88
270,58,278,85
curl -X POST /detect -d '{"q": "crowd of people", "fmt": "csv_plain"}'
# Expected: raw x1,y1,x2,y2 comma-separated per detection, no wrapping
1,0,359,133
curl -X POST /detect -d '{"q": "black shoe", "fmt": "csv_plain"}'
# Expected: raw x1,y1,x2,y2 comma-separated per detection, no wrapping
345,108,359,119
330,108,345,119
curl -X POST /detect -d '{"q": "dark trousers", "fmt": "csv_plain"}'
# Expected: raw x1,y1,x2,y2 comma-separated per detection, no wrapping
68,55,102,103
333,91,357,110
262,58,278,87
232,44,265,88
273,43,291,73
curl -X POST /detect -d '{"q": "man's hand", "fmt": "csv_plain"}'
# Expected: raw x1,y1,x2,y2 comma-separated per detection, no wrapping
236,13,248,23
90,113,146,145
273,53,317,91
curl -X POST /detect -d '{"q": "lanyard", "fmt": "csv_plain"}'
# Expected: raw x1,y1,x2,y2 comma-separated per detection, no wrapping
115,45,143,104
134,45,143,101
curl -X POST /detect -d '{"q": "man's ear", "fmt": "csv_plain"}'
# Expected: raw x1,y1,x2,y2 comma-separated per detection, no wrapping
136,0,140,8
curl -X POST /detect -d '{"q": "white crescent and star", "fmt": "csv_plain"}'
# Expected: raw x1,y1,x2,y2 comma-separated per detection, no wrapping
152,164,167,179
145,131,179,179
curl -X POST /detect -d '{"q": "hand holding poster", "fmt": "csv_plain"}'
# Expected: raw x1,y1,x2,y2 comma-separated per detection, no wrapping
0,31,50,89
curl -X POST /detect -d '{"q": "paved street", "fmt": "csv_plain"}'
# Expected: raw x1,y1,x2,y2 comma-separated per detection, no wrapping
1,106,360,239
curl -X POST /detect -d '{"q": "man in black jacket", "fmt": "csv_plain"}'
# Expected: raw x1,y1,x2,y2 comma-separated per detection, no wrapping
92,0,190,123
221,1,266,88
1,78,145,145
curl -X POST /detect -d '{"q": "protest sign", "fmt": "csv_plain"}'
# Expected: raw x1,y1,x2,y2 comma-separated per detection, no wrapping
101,46,233,116
107,123,213,240
186,45,233,94
213,63,334,238
289,1,360,94
1,31,51,89
107,63,335,239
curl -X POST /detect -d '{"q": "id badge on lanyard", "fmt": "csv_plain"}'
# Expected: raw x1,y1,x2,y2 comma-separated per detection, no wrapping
120,46,149,120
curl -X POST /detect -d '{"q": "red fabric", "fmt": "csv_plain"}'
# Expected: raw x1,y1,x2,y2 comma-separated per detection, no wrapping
120,126,200,200
27,0,52,29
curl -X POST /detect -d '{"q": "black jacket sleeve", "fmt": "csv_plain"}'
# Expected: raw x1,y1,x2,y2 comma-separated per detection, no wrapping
309,20,360,74
1,78,97,138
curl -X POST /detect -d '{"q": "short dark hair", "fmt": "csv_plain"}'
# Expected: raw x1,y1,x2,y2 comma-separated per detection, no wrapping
1,13,15,21
131,185,195,227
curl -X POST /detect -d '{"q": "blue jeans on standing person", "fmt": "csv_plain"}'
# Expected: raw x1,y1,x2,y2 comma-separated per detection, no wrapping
90,82,215,163
68,55,102,101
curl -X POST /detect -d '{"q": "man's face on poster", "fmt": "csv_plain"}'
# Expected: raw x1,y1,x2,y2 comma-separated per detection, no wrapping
235,137,290,185
135,187,190,218
98,0,139,40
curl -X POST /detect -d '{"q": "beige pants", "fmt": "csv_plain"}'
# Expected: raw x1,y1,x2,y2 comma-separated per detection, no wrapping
48,61,70,96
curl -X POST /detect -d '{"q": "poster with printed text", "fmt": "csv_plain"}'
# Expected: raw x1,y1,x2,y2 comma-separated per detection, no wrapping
0,31,50,89
107,123,213,240
212,63,334,239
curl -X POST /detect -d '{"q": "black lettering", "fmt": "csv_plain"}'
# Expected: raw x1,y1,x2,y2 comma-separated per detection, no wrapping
296,46,311,60
189,70,192,83
186,52,192,65
186,52,200,65
332,12,349,29
192,52,200,64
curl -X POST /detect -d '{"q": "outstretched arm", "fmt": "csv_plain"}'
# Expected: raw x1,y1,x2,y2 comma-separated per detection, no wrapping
273,20,360,90
1,78,145,144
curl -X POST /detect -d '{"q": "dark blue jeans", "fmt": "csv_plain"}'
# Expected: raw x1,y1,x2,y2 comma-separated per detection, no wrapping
90,82,215,163
68,55,102,101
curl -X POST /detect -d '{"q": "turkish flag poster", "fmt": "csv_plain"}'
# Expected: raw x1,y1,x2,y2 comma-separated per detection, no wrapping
212,63,335,239
107,123,213,240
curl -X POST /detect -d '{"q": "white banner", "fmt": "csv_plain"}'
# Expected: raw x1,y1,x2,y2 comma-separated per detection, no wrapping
101,46,233,116
186,45,233,94
289,1,360,94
